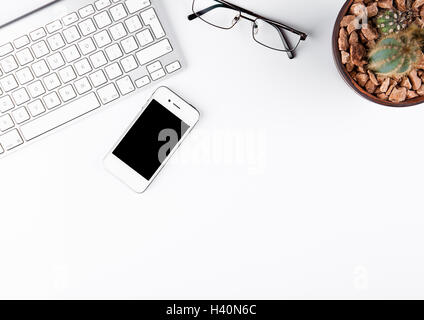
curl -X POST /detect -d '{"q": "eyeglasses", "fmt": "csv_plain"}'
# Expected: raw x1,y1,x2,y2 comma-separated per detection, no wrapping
188,0,308,59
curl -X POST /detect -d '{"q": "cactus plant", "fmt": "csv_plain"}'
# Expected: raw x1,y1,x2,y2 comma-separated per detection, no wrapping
368,24,424,76
375,9,415,35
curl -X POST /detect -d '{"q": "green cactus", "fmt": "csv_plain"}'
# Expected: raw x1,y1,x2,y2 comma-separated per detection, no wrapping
368,24,424,76
375,9,414,35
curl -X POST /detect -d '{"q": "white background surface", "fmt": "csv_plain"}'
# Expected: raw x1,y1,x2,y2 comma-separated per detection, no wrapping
0,0,56,27
1,0,424,299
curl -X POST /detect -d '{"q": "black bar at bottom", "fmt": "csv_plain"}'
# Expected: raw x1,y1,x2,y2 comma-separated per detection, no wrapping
0,300,421,318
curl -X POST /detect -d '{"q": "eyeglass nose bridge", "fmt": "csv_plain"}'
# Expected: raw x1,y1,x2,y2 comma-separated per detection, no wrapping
239,13,256,22
232,12,257,26
253,21,259,34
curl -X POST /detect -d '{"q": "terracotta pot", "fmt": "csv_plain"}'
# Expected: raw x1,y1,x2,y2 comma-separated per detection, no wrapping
332,0,424,107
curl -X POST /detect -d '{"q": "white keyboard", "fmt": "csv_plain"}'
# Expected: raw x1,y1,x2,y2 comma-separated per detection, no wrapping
0,0,182,156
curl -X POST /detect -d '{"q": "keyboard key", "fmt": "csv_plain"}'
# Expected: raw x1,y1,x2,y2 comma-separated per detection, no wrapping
0,114,14,132
95,0,111,10
134,75,150,88
12,107,30,124
125,16,143,33
74,58,92,76
63,45,81,63
150,68,165,81
0,129,23,150
94,30,112,47
74,77,92,94
47,52,65,70
116,76,135,95
121,36,138,54
28,81,46,98
97,83,119,104
0,56,19,73
147,61,162,73
0,43,13,57
109,23,127,40
94,11,113,29
121,55,138,72
0,96,15,113
166,61,181,73
110,4,128,21
63,26,81,43
79,5,95,18
27,100,46,117
105,43,123,61
21,93,101,141
1,75,19,92
14,36,30,49
136,29,154,46
90,51,108,68
140,8,165,39
59,66,77,83
32,60,50,77
16,67,34,85
43,92,61,109
32,41,50,58
43,73,61,90
78,19,97,36
125,0,150,14
136,39,172,66
47,33,66,51
29,28,46,41
78,38,96,55
46,20,63,34
59,85,77,102
16,48,34,66
90,70,108,87
63,13,79,26
105,62,123,80
12,88,30,105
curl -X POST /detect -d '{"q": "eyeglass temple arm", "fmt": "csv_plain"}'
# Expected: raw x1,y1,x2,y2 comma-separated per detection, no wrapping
267,19,308,40
187,3,229,21
277,28,295,59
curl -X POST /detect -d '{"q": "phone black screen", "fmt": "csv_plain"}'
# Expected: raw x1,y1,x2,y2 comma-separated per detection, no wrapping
113,99,189,180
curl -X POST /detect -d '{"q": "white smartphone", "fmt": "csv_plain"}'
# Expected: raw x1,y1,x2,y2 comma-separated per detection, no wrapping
104,87,200,193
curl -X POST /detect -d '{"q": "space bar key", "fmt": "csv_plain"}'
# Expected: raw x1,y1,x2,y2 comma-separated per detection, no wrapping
21,93,101,141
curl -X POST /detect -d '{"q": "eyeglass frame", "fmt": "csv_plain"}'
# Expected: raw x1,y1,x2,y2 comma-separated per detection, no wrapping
188,0,308,58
